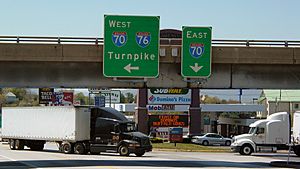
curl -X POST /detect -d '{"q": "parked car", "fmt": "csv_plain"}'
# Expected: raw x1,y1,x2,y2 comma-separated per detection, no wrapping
183,133,204,143
191,133,232,146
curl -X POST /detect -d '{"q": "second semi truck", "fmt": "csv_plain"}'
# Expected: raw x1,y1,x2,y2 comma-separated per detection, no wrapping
231,111,300,156
1,106,152,156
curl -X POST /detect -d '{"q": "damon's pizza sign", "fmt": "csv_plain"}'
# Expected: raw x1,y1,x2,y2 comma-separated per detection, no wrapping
147,88,191,105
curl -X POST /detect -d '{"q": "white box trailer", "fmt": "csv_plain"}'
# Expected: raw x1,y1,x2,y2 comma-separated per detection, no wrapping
2,106,90,142
1,106,152,156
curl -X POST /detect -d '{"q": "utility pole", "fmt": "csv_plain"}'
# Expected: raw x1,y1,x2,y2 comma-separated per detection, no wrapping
239,89,242,103
280,89,282,101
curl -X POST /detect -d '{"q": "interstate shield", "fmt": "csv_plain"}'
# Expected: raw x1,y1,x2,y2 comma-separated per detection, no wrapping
189,43,205,59
112,32,127,47
136,32,151,48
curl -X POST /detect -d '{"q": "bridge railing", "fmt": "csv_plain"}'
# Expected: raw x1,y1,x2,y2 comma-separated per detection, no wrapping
0,36,300,47
0,36,104,44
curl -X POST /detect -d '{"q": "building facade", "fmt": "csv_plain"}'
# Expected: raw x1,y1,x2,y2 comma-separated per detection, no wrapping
258,90,300,118
112,103,264,137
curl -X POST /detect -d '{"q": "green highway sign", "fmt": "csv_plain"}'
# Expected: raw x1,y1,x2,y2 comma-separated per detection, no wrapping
103,15,160,78
181,26,212,78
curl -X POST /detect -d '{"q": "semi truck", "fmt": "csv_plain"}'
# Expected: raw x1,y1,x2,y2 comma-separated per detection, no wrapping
231,111,300,156
1,106,152,156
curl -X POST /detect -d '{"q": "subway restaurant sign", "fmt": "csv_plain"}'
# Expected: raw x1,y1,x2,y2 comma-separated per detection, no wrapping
103,15,160,77
148,88,191,105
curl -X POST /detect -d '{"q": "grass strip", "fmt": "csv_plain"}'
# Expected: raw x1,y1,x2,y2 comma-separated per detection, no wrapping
152,143,231,152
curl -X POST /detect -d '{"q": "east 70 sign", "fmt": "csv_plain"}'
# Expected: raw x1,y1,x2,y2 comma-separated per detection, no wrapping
181,27,212,78
103,15,160,78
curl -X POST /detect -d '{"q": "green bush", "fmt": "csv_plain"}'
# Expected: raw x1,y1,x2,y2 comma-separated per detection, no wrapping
150,137,164,143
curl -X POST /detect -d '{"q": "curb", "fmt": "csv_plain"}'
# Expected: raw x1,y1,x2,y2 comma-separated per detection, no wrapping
270,161,300,168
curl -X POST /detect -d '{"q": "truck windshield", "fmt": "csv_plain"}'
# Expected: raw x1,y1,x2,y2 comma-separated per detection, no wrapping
120,122,136,132
248,127,257,134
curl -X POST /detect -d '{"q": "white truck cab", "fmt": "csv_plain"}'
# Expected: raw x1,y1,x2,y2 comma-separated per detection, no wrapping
231,112,290,155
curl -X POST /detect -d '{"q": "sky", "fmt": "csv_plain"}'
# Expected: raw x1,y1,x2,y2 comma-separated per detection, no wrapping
1,0,298,102
0,0,299,40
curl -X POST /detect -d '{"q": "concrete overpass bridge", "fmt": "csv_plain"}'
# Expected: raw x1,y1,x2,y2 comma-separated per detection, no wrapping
1,34,300,134
1,35,300,89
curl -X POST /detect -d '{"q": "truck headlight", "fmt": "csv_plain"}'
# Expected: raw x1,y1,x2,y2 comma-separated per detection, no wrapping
231,142,238,146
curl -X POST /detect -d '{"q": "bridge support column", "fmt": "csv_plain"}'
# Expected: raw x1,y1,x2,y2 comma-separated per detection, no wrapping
135,88,148,134
189,88,201,134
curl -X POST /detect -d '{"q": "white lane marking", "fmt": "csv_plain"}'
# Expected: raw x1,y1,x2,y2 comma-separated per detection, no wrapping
0,153,39,168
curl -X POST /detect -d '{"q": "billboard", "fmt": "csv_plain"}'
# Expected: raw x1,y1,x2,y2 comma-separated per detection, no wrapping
100,90,121,103
169,127,183,143
39,88,54,104
89,89,121,103
149,115,188,127
51,91,74,106
147,88,191,105
95,96,105,107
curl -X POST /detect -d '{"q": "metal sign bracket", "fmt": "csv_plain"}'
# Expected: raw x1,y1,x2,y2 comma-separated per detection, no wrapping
113,77,147,83
182,77,207,85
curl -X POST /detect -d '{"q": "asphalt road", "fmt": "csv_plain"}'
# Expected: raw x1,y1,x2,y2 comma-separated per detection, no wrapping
0,142,299,169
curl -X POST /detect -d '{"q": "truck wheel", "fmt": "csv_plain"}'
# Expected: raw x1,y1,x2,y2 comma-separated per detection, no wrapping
9,139,16,150
74,143,86,155
240,144,253,155
119,145,129,156
15,140,24,150
62,142,73,154
134,150,145,157
202,140,209,146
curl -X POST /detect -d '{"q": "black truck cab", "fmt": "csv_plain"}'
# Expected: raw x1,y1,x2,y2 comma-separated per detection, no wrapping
89,107,152,156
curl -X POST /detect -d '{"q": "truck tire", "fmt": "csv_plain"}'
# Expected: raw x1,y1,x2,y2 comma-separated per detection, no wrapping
74,143,86,155
9,139,16,150
240,144,253,155
119,145,130,156
15,140,24,150
134,150,145,157
62,142,73,154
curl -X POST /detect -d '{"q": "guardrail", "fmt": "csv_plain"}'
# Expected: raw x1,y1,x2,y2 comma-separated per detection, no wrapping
1,36,300,47
0,36,103,44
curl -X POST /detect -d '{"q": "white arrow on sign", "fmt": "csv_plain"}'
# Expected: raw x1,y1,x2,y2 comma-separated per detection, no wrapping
190,63,203,73
124,64,139,73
